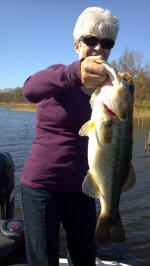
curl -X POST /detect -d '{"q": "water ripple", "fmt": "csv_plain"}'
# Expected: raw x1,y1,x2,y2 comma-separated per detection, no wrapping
0,107,150,265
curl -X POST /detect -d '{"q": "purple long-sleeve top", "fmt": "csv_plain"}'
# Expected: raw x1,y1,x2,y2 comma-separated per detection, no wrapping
21,60,92,192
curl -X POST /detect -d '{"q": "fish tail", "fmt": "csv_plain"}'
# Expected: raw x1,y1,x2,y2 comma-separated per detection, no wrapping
94,215,111,245
94,214,125,245
110,216,125,243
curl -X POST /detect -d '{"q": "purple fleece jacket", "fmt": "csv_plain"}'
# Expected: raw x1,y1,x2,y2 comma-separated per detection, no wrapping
21,60,91,192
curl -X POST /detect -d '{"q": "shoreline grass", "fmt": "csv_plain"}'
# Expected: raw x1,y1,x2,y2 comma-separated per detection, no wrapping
1,102,150,117
0,102,37,112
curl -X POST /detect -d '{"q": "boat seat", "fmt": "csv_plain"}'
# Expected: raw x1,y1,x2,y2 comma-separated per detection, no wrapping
0,219,24,260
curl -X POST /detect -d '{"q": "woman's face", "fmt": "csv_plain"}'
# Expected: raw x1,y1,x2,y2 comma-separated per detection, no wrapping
75,34,112,61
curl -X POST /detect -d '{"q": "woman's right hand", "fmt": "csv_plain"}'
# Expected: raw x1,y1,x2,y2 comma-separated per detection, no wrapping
80,55,107,88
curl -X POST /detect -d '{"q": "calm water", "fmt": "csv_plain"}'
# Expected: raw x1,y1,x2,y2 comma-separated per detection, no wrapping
0,107,150,266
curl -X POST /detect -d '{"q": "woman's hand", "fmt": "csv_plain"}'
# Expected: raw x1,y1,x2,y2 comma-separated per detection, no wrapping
80,55,107,88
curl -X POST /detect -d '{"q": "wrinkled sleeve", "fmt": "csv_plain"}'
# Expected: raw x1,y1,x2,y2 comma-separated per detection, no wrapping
23,60,82,103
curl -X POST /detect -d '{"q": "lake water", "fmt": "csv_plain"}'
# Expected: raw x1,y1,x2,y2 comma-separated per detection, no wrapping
0,107,150,266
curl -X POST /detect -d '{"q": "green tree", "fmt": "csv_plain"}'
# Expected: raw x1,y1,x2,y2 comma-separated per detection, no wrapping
13,87,24,102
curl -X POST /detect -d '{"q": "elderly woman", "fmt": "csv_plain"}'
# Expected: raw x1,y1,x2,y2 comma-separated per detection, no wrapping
21,6,119,266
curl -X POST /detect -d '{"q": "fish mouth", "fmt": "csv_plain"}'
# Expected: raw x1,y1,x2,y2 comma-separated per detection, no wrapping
103,104,120,121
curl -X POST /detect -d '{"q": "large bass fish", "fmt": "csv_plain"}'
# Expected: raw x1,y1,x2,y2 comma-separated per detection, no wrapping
79,62,136,245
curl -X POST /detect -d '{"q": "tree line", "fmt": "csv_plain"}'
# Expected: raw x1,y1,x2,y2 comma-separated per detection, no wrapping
0,48,150,108
111,48,150,108
0,86,26,103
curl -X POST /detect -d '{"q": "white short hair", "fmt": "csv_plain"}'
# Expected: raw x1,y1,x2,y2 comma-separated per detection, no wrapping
73,7,119,42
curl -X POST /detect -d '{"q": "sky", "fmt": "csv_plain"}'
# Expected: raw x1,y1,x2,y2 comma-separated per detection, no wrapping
0,0,150,90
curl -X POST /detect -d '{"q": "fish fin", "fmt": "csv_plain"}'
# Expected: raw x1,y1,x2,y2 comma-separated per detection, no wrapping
79,120,95,137
95,214,125,245
122,163,136,192
90,87,101,108
82,171,101,199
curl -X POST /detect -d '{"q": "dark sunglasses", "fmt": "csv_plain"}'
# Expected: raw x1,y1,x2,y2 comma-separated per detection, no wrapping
79,35,115,50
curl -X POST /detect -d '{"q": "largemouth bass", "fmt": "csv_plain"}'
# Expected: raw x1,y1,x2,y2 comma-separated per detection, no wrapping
79,62,136,245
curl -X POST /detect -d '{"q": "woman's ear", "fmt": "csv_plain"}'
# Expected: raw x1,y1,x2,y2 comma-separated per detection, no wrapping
75,42,80,55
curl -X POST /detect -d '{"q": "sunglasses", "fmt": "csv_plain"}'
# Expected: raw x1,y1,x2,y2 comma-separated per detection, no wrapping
79,35,115,50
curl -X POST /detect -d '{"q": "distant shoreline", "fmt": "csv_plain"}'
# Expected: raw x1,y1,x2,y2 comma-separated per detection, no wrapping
0,103,37,112
0,102,150,117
